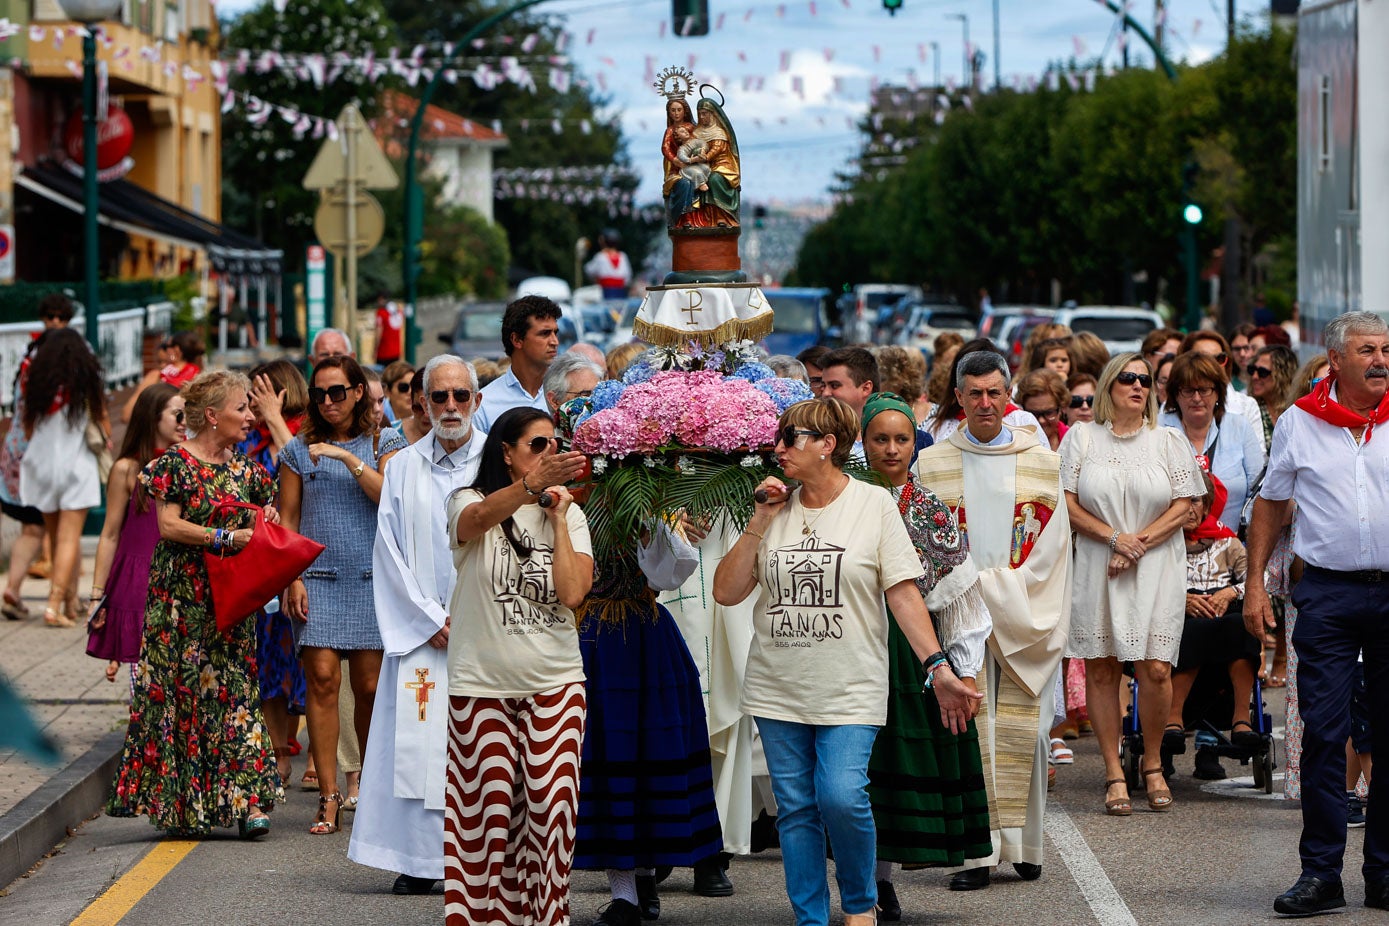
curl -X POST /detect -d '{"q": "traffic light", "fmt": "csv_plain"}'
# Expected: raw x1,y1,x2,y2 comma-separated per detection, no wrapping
1183,203,1203,226
672,0,710,36
1180,161,1202,226
883,0,904,13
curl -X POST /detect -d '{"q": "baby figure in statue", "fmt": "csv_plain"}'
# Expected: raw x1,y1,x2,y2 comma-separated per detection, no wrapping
673,123,711,191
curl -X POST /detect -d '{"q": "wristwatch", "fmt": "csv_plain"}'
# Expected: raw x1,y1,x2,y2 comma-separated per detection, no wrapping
352,461,366,478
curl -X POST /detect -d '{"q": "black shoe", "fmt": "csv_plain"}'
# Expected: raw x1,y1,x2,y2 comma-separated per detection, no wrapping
391,874,436,895
876,880,901,921
1192,748,1226,781
750,810,779,853
635,874,660,920
594,898,642,926
692,856,734,896
1349,793,1367,829
1273,876,1345,916
949,867,990,891
1013,862,1042,881
1366,877,1389,910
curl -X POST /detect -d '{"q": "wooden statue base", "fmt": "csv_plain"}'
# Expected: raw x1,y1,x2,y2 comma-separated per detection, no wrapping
670,227,741,280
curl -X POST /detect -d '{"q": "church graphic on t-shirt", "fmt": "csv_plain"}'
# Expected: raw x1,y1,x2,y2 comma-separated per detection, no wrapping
491,527,556,626
768,536,845,609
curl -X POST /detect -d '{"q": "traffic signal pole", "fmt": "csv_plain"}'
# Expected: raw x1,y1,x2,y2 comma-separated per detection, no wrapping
402,0,551,364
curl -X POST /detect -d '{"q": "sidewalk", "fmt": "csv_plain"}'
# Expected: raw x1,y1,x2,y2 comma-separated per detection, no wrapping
0,541,128,888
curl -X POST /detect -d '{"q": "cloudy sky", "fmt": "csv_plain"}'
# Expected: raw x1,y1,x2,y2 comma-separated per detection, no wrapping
215,0,1273,206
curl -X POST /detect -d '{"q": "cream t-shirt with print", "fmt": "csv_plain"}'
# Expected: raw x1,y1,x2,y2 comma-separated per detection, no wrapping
740,478,925,727
446,489,592,698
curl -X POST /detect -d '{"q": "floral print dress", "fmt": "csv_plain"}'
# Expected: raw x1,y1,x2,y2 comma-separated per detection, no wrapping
107,447,280,835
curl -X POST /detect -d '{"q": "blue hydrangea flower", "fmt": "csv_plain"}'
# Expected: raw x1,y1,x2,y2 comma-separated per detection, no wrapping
729,362,776,383
754,376,815,412
590,379,627,412
622,360,657,385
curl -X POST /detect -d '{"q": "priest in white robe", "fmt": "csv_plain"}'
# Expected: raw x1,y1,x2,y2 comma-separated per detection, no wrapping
914,350,1071,890
349,356,486,894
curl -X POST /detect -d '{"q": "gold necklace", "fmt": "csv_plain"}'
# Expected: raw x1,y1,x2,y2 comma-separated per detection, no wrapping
800,475,849,536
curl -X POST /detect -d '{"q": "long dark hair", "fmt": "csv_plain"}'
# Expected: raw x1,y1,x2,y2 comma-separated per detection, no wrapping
302,356,374,444
470,406,555,559
929,337,1006,433
118,383,179,512
23,327,104,432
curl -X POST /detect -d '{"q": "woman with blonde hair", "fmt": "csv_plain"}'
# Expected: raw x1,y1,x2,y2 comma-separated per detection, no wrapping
107,370,281,837
1069,332,1111,379
605,342,647,380
1060,353,1204,815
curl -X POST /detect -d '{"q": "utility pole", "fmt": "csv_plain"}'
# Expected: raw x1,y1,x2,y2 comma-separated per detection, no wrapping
992,0,1000,90
947,13,970,90
1227,0,1235,46
1155,0,1165,56
930,40,941,89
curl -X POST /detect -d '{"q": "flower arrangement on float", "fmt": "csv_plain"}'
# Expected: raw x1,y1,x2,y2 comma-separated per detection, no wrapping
558,339,814,564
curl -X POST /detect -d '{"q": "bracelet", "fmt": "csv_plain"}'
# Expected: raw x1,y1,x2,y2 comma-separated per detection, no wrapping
744,527,764,541
521,474,542,497
1108,530,1119,552
920,650,948,675
924,661,954,690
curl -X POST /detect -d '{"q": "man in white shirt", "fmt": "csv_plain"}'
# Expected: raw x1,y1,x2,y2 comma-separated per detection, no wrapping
348,355,486,895
1246,311,1389,917
914,350,1072,890
474,295,560,433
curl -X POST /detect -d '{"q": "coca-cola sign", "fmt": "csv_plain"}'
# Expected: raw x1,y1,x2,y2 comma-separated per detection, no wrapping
63,104,134,171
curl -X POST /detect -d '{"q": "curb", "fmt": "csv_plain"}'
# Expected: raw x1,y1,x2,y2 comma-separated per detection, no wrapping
0,730,124,889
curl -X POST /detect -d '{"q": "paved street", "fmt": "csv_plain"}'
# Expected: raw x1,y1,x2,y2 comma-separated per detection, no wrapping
4,678,1386,926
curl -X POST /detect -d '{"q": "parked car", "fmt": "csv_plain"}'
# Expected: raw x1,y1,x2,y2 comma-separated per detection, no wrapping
997,311,1058,372
978,304,1050,342
607,296,646,352
849,283,922,344
762,287,839,357
1052,305,1165,356
895,302,977,360
438,301,509,359
514,275,586,349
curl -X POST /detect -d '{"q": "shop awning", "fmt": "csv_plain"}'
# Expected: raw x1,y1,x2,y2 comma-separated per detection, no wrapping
16,161,283,275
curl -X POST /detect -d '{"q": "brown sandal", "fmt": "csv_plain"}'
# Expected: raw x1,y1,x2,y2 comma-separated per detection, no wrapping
1103,778,1132,816
308,791,344,835
1142,768,1173,812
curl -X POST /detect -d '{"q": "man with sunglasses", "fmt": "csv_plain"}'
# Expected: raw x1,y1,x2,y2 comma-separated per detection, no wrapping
474,295,562,435
914,349,1072,891
350,354,489,896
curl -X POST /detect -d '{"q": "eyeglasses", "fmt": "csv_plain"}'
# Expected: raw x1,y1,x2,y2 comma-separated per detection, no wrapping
42,313,64,322
565,389,594,398
1177,385,1216,398
173,411,185,424
392,381,412,394
1068,395,1095,409
308,384,350,405
1028,407,1060,421
159,340,174,350
1209,352,1229,365
1115,371,1153,388
777,426,822,447
515,435,555,454
429,388,473,405
1247,364,1274,379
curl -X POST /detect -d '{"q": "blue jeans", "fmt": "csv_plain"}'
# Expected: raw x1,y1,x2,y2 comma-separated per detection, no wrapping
755,717,880,926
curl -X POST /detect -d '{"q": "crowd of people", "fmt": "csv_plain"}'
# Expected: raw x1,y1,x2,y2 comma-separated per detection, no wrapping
8,290,1384,923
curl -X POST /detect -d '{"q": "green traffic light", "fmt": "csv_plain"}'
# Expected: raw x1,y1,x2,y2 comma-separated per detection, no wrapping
1183,203,1203,225
883,0,904,12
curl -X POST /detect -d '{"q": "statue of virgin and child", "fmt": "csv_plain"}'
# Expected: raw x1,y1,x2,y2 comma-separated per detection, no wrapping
660,85,741,229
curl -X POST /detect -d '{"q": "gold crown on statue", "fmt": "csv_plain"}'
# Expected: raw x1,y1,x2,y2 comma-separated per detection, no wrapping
653,65,696,101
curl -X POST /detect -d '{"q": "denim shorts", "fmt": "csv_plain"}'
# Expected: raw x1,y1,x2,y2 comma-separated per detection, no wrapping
1350,661,1372,755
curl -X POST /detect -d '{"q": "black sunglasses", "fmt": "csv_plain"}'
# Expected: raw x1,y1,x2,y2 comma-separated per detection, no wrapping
1068,395,1095,408
392,381,412,394
778,426,822,447
429,388,473,405
1246,364,1274,379
513,435,554,454
308,384,350,405
174,410,185,424
159,340,174,350
1115,371,1153,388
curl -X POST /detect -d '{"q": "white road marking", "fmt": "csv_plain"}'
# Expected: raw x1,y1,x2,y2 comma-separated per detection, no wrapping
1199,773,1287,800
1045,801,1140,926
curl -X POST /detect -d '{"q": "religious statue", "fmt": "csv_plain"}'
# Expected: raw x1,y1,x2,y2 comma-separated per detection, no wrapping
656,67,741,229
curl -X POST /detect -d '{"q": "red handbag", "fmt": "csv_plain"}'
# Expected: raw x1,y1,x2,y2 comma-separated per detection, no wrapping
204,500,325,634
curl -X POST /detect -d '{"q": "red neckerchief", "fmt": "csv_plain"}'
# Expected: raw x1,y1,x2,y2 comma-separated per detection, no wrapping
1188,471,1236,541
1294,375,1389,442
248,414,303,457
956,403,1020,421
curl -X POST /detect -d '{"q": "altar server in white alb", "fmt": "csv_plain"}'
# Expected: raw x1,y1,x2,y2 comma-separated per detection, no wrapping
348,356,487,895
915,350,1072,890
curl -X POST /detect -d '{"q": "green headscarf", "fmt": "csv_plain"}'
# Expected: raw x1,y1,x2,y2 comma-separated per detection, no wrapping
861,391,916,434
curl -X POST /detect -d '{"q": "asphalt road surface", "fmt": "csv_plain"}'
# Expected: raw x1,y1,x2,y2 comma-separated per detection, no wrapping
6,690,1382,926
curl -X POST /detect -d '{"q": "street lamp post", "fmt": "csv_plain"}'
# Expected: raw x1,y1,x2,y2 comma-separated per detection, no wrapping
947,13,970,90
57,0,122,352
929,40,941,89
